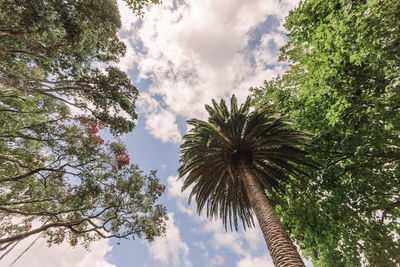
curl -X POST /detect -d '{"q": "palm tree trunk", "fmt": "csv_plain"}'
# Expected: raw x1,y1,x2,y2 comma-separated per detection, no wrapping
240,162,305,267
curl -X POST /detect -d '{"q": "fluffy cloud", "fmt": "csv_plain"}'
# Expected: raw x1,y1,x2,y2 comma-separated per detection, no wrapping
209,254,225,266
167,175,196,216
212,231,246,256
243,227,263,251
118,0,300,143
148,213,191,267
167,175,190,199
200,217,266,259
1,235,115,267
237,255,274,267
144,109,181,143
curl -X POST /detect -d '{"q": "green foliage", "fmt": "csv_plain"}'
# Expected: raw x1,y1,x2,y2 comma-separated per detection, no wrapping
1,0,124,75
0,89,167,248
0,0,137,134
0,0,167,249
179,95,315,231
122,0,162,16
252,0,400,265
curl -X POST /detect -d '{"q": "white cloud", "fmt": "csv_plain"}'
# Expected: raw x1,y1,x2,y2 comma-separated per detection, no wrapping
209,254,225,266
201,219,277,267
145,109,181,143
201,217,264,257
117,36,138,73
167,175,189,199
167,175,196,216
137,92,161,114
1,235,115,267
193,241,207,251
254,32,288,66
237,255,274,267
118,0,300,143
117,0,141,32
148,213,191,267
243,227,263,251
137,92,182,143
212,231,246,256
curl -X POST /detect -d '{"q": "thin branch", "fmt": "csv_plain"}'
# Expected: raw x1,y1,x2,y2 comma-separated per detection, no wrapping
0,163,68,183
0,49,48,58
0,240,19,258
1,198,56,206
8,233,42,266
0,220,84,245
0,67,77,84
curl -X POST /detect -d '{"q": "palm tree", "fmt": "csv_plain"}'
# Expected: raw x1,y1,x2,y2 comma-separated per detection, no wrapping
178,95,315,267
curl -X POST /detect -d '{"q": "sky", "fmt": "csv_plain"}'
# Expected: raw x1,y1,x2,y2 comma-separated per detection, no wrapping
2,0,314,266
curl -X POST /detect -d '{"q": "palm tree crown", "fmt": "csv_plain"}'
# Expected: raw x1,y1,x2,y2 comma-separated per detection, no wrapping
178,95,314,231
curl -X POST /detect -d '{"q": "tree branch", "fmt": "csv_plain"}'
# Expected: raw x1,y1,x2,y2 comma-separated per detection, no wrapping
0,220,84,245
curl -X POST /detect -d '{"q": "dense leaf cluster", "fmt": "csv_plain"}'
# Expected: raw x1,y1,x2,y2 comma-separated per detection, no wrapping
252,0,400,265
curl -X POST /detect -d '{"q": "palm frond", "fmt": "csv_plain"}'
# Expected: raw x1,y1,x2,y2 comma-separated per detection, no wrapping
178,94,316,230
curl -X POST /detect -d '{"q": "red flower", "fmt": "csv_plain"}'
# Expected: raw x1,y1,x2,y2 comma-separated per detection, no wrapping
92,135,104,145
117,154,130,169
71,239,78,246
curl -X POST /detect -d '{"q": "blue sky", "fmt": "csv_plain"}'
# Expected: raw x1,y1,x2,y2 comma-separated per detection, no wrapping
2,0,314,266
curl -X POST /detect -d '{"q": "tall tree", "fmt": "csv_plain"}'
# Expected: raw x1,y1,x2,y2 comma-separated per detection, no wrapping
0,0,167,250
0,0,139,134
0,97,167,248
251,0,400,265
178,95,316,267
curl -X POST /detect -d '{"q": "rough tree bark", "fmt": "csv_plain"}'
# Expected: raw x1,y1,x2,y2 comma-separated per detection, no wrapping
240,161,305,267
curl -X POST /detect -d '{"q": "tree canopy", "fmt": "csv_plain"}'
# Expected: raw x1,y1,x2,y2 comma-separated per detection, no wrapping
0,0,167,250
252,0,400,265
1,0,139,134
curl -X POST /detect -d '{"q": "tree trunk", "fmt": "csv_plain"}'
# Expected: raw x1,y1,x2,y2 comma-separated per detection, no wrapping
240,162,305,267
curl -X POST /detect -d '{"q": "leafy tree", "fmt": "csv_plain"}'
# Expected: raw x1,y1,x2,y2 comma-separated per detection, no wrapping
0,0,167,250
251,0,400,265
178,95,316,267
0,0,139,134
0,88,167,249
